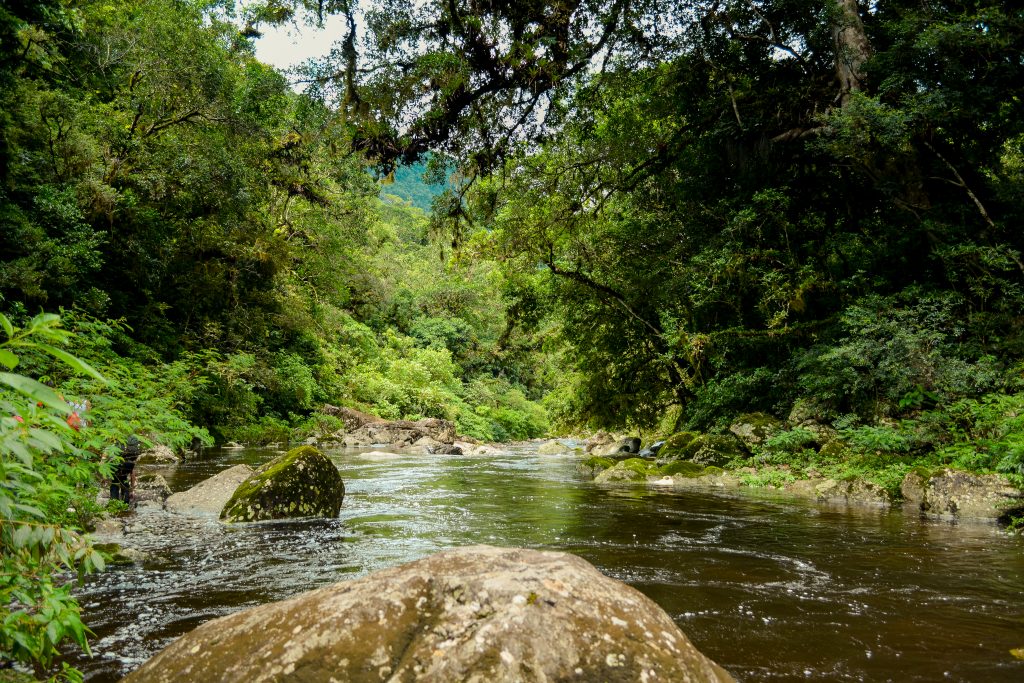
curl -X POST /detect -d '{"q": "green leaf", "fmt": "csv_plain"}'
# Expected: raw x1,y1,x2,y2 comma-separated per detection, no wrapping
13,503,45,519
36,344,106,382
0,312,13,339
13,524,31,549
0,348,18,369
46,620,63,646
0,373,71,414
90,549,105,572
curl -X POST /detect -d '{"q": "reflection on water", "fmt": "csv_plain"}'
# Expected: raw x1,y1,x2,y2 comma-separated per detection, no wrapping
73,445,1024,681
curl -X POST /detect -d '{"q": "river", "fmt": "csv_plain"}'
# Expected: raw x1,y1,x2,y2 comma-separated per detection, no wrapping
73,444,1024,681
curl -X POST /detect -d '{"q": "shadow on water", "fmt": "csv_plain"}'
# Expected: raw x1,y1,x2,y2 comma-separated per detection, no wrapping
72,445,1024,681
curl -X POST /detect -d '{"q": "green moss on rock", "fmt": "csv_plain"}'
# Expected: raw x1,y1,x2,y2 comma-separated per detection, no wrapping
220,445,345,523
656,431,700,461
679,434,747,467
702,466,725,476
729,412,784,448
583,456,615,471
620,457,656,476
659,461,705,477
817,440,849,459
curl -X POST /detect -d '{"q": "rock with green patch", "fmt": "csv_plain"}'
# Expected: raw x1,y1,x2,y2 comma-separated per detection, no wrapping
654,431,700,463
134,473,172,509
135,444,181,468
593,458,655,484
220,446,345,523
661,433,746,468
659,461,706,477
576,456,615,477
728,412,784,449
122,545,734,683
537,440,573,455
93,542,148,566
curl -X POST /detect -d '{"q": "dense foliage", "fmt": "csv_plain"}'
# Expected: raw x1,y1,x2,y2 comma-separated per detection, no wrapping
275,0,1023,441
0,0,551,448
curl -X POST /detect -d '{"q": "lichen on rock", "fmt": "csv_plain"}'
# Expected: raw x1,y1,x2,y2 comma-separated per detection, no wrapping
122,545,734,683
220,446,345,523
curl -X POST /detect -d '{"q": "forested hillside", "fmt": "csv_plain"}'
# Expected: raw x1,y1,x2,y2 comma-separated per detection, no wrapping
0,0,550,448
273,0,1024,475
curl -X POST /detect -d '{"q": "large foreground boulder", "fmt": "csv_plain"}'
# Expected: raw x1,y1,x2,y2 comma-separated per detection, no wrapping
220,446,345,522
166,464,255,516
123,545,733,683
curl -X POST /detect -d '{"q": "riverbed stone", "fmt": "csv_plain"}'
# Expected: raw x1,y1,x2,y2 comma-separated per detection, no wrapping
320,404,384,431
901,468,1024,520
343,417,456,449
593,458,657,484
785,478,892,506
220,446,345,523
536,439,572,455
122,545,733,683
165,464,256,516
729,412,784,449
590,436,642,457
134,473,172,509
583,430,616,453
135,444,180,468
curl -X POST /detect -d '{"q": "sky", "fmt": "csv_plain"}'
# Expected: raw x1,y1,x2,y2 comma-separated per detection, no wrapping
251,15,347,73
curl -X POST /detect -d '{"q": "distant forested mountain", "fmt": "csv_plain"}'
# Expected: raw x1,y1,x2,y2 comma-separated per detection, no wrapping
381,161,447,212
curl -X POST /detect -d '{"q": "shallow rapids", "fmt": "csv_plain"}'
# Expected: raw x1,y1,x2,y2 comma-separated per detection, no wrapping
73,444,1024,681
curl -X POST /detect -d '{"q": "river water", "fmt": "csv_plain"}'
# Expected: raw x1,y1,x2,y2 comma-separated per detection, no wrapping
73,444,1024,681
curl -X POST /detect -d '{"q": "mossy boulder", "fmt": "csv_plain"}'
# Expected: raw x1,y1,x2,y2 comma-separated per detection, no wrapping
654,431,700,463
93,542,148,566
593,458,656,484
220,446,345,523
577,456,615,477
658,461,705,477
729,412,784,449
661,434,746,468
816,440,849,459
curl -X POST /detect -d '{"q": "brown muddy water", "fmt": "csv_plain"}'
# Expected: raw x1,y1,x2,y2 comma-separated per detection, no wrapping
72,444,1024,681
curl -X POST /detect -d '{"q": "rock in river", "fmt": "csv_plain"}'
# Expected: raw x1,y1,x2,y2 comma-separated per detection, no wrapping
123,545,733,683
220,446,345,523
165,464,255,516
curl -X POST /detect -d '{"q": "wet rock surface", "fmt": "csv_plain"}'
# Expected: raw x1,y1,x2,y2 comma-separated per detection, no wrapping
165,464,255,516
901,468,1024,520
220,446,345,522
123,545,734,683
133,473,172,509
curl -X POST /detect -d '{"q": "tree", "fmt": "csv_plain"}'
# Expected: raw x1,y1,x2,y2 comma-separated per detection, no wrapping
269,0,1024,428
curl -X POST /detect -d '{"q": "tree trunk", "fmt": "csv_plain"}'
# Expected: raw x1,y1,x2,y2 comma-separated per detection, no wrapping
832,0,871,107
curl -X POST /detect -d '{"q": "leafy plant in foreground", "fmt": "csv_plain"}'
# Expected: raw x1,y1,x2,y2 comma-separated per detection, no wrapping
1,312,109,680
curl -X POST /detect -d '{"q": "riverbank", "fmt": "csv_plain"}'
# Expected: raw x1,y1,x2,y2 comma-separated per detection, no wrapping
559,420,1024,526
